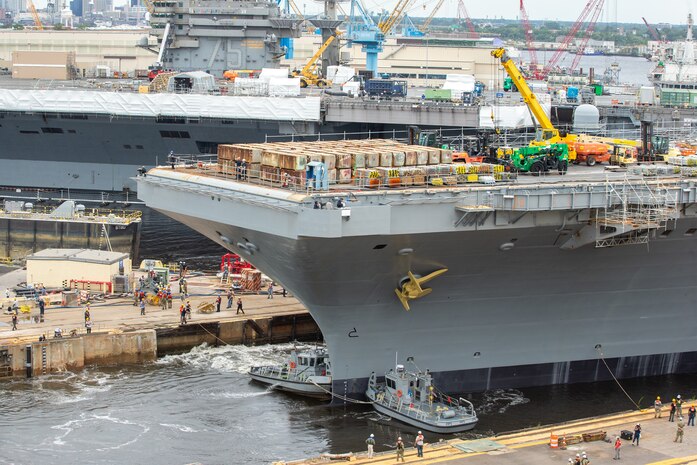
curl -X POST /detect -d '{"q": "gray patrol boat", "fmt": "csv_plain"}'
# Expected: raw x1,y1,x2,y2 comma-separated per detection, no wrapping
366,360,478,433
137,158,697,400
249,347,332,398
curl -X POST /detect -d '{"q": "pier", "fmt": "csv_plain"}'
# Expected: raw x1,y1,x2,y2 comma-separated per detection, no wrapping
285,408,697,465
0,269,321,378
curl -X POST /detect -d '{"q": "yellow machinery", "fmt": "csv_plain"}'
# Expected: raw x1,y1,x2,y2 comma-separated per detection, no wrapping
491,48,577,160
291,31,342,88
378,0,414,34
28,0,43,30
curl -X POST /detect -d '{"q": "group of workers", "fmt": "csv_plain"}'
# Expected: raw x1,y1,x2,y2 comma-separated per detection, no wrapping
365,431,425,461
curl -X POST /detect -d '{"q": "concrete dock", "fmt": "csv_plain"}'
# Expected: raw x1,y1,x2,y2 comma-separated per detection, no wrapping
0,268,321,377
285,408,697,465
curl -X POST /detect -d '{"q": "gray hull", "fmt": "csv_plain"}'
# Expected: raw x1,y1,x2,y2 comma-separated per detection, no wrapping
0,111,328,191
248,372,331,398
137,170,697,398
370,401,478,434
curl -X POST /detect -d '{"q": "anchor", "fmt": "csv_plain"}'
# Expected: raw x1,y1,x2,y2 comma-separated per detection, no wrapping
394,269,448,311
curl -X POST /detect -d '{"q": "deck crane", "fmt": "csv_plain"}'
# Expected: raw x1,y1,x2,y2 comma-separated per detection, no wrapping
27,0,43,30
541,0,601,78
519,0,538,76
491,47,577,163
569,0,604,71
419,0,445,33
291,30,342,87
457,0,478,38
347,0,384,75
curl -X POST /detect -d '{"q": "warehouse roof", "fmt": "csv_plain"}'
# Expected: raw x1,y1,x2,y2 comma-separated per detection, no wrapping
27,248,129,265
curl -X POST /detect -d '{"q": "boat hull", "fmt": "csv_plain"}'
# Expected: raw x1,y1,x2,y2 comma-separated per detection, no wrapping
368,397,478,434
137,173,697,399
248,372,331,398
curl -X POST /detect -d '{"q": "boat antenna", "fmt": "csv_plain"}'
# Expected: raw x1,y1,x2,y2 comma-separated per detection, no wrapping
395,351,398,369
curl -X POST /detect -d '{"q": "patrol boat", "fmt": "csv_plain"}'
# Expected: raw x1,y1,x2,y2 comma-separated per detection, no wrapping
366,360,478,434
249,347,332,398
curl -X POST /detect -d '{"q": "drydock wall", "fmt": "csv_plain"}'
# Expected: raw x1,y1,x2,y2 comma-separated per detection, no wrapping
1,329,157,377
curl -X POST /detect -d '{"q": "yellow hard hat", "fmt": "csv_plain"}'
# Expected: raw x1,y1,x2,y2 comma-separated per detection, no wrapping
657,396,661,400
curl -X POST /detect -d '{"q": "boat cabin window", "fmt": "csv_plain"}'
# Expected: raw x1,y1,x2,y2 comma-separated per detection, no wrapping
386,379,396,389
309,358,315,367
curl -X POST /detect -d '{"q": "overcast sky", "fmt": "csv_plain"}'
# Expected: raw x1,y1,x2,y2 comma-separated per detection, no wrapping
297,0,696,25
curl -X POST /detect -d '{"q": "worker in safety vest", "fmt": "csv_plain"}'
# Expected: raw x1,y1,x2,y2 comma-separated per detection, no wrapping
655,396,663,418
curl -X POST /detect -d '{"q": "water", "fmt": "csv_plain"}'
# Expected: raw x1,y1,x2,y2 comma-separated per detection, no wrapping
521,51,654,86
2,342,696,465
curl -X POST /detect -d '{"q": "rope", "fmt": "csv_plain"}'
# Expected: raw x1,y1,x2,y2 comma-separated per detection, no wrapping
309,379,375,405
595,346,641,410
192,324,370,405
196,322,230,346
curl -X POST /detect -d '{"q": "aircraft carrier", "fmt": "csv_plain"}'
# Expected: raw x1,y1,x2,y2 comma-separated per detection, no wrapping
136,156,697,398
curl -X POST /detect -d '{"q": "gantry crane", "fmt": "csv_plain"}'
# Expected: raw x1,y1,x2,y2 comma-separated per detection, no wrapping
491,47,577,161
291,31,342,88
27,0,43,30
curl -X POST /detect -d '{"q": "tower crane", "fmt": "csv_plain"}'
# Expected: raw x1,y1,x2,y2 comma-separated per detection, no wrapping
419,0,445,33
519,0,537,75
569,0,604,71
456,0,477,39
27,0,43,30
541,0,601,77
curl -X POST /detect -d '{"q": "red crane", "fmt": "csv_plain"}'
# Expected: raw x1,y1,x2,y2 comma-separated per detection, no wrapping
457,0,478,39
541,0,601,77
569,0,605,71
519,0,538,74
643,17,665,43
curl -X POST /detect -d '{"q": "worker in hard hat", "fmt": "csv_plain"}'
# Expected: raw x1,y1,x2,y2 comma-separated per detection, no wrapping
670,399,677,422
396,437,405,462
365,433,375,458
655,396,663,418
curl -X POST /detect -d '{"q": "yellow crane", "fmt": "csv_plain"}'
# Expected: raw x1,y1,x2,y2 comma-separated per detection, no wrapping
27,0,43,30
291,31,342,88
491,47,577,160
378,0,414,35
419,0,445,33
142,0,154,13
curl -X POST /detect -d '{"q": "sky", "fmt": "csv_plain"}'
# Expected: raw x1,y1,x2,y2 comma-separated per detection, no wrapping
297,0,697,24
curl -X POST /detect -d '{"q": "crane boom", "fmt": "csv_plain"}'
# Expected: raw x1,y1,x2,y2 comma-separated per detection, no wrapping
542,0,598,77
519,0,537,71
301,32,340,76
491,48,553,131
27,0,43,30
457,0,478,38
492,47,578,160
378,0,414,35
419,0,445,33
570,0,604,71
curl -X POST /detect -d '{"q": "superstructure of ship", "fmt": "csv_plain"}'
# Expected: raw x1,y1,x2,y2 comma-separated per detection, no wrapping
649,14,697,106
